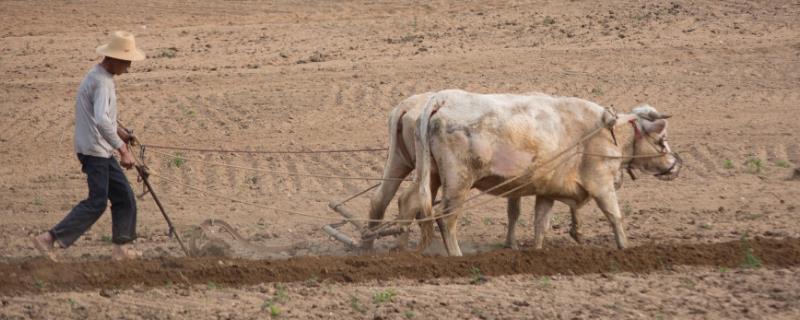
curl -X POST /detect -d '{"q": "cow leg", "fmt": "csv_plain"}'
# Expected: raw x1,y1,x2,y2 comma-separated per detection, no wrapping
364,159,412,250
593,192,628,249
505,197,521,249
438,186,469,257
532,197,555,250
396,177,440,252
568,205,583,244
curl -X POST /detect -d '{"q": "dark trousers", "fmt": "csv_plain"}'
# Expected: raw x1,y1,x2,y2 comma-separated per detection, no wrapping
51,154,137,247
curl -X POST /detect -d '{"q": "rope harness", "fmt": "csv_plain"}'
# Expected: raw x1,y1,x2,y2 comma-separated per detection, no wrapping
128,108,680,248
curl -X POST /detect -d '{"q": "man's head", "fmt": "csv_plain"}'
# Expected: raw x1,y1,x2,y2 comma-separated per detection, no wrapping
101,56,132,76
95,31,145,76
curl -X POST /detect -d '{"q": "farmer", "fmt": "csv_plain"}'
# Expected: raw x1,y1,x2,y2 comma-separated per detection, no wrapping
32,31,146,261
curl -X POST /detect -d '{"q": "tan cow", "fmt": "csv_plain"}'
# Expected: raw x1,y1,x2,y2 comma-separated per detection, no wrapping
414,90,681,256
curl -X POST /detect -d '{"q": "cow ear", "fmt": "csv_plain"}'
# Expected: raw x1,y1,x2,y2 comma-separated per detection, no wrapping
642,119,667,134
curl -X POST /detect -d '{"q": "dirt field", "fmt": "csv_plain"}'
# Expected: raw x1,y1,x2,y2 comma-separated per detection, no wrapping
1,0,800,319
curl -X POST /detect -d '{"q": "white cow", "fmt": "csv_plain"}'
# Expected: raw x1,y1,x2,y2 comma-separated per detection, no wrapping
365,92,587,251
414,90,681,256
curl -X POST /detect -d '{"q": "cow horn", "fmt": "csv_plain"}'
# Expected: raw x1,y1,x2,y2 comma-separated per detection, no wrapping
643,111,671,121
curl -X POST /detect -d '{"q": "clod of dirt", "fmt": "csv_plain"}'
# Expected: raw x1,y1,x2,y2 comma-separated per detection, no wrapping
790,168,800,180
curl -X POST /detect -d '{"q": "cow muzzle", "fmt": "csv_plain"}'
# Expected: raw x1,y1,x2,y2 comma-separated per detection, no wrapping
654,152,682,181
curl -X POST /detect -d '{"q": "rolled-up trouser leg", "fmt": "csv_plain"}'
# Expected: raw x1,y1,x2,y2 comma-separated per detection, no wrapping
50,154,109,248
108,157,137,244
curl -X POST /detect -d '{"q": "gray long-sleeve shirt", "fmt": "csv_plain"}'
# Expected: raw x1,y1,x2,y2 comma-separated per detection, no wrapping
74,65,124,158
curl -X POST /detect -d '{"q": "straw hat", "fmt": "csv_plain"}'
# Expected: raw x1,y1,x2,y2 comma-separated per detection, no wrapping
95,31,146,61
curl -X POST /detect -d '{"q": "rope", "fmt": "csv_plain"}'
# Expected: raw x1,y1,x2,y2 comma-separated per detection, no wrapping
142,144,388,154
147,148,411,182
144,121,614,225
149,171,429,223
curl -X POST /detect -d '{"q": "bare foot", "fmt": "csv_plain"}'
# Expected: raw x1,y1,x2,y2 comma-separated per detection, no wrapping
111,244,143,261
31,233,58,262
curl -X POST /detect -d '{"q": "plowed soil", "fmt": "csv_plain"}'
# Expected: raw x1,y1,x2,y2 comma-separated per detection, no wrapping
1,0,799,319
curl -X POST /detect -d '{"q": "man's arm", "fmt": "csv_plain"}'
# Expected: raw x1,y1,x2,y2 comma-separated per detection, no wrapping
93,84,134,169
93,84,125,149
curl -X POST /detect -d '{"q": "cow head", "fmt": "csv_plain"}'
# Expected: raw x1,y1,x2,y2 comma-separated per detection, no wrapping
625,105,682,180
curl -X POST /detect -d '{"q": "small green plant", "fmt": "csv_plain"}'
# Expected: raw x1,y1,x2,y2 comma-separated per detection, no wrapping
207,281,219,290
543,16,556,25
740,235,762,269
699,223,712,230
482,217,493,226
373,289,396,304
34,279,44,289
261,301,281,317
404,310,415,319
304,276,319,287
171,152,186,168
719,267,729,273
723,159,734,169
68,298,77,308
350,295,367,314
744,156,763,174
33,196,43,206
591,87,603,96
622,202,633,216
469,266,487,284
101,235,113,243
539,276,551,288
160,47,178,58
274,283,288,302
165,281,173,289
775,159,791,168
460,216,472,226
609,260,621,273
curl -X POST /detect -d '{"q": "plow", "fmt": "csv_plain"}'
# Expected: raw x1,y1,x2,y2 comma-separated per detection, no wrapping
128,136,420,258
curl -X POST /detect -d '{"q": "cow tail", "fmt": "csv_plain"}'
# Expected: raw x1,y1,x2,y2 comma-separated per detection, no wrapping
415,95,440,251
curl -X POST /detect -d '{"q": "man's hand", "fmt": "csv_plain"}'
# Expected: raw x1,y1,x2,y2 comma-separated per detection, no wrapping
119,146,135,170
117,126,137,145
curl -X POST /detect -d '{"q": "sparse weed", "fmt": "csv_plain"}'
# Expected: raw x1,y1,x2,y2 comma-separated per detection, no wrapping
539,276,551,288
609,260,621,273
404,310,415,318
261,301,281,317
304,276,319,287
101,235,113,243
723,159,734,169
160,47,178,58
740,235,762,269
34,279,44,289
699,223,712,230
543,16,556,25
207,281,219,290
622,202,633,216
274,283,288,302
373,289,396,304
591,87,603,96
744,156,763,174
470,266,487,284
33,196,43,206
719,267,729,273
67,298,77,308
350,295,367,314
775,159,791,168
482,217,493,226
171,152,186,168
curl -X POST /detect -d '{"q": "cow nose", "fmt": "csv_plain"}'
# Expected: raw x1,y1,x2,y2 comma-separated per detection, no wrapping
657,152,682,181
